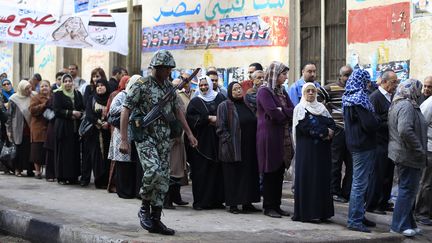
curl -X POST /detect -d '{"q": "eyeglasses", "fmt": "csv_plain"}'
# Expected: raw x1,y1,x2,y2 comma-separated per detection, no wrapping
2,83,11,86
211,79,218,82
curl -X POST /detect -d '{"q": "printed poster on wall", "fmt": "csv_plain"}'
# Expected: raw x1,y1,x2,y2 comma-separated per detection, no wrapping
364,60,410,81
142,15,288,52
412,0,432,17
185,20,218,49
143,23,186,52
0,7,128,55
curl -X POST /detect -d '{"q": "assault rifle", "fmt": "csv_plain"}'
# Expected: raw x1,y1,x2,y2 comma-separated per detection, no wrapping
138,68,201,128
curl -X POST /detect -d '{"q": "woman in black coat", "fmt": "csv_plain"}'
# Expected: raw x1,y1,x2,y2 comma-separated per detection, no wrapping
53,74,84,185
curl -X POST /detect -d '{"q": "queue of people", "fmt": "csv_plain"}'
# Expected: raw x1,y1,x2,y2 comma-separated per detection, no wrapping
1,50,431,238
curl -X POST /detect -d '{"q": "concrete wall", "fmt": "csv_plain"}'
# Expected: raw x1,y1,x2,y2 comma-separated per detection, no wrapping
81,49,111,82
410,14,432,80
34,44,58,83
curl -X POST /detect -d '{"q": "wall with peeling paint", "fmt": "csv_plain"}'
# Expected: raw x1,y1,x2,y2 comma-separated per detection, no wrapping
34,44,58,83
346,0,411,77
81,49,110,83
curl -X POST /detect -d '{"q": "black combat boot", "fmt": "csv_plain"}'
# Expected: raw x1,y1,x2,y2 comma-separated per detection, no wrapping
149,206,175,235
138,200,153,231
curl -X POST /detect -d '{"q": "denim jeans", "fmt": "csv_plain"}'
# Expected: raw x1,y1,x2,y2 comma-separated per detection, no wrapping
391,165,422,232
347,149,375,228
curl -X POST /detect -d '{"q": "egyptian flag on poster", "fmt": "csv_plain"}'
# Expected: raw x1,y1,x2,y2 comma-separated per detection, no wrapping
88,14,117,45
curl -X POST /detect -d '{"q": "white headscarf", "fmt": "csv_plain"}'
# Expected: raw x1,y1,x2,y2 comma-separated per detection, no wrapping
197,75,218,102
292,82,331,145
125,74,142,93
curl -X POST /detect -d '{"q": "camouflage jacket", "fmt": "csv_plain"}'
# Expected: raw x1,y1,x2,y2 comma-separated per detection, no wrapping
124,75,178,142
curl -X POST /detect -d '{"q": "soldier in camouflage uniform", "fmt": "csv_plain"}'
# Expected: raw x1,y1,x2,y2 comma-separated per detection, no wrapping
119,50,198,235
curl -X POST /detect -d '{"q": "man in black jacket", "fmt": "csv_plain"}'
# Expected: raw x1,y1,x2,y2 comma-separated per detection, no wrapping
365,70,399,215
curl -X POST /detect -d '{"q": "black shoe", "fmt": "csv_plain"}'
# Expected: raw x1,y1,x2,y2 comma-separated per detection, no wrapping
212,204,225,209
417,217,432,226
173,199,189,206
34,174,42,180
193,205,204,210
367,209,386,215
348,225,371,233
275,207,290,217
229,206,240,214
264,209,282,218
80,181,89,187
242,204,261,213
138,201,153,231
333,195,348,203
362,218,376,227
149,206,175,235
163,193,176,209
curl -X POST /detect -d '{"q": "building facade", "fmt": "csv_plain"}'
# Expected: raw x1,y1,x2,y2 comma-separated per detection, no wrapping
0,0,427,87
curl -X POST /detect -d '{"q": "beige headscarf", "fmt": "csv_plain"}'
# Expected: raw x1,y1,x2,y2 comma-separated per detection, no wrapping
126,75,142,93
9,80,34,125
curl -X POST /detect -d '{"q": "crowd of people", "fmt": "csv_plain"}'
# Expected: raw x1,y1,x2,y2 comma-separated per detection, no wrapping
1,49,431,238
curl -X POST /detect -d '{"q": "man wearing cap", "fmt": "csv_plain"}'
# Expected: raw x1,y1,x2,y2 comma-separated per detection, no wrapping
119,50,198,235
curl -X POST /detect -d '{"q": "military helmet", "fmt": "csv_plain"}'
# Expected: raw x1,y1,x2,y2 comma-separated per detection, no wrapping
149,50,176,68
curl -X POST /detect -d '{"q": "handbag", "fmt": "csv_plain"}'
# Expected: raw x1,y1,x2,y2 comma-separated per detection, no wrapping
43,108,55,121
0,142,16,163
107,112,120,128
78,115,93,137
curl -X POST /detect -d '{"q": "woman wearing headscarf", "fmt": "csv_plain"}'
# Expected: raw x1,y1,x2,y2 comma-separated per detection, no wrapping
186,75,226,210
29,80,51,179
53,74,84,185
106,74,130,193
107,75,141,198
83,67,108,106
216,81,260,214
80,79,111,188
388,79,427,237
342,69,379,233
291,83,335,222
7,80,35,176
0,78,12,161
256,61,293,218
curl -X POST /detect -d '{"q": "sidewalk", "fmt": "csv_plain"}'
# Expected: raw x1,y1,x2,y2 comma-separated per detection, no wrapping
0,174,428,242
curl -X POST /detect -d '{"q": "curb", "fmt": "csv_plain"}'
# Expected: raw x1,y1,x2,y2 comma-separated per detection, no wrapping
0,207,128,243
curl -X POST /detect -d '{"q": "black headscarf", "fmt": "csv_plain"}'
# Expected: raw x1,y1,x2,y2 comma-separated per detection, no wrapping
227,81,243,103
94,79,110,105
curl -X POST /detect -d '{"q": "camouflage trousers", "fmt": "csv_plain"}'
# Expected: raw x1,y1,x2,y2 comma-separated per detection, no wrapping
135,139,171,207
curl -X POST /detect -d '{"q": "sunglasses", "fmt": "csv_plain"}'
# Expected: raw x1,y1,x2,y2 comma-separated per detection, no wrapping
211,79,218,82
2,82,11,86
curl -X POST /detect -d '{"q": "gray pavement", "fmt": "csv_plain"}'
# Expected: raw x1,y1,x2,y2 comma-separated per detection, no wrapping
0,174,430,242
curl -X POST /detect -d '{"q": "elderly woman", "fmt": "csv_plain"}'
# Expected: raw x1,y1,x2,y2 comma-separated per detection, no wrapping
29,80,51,179
186,75,226,210
292,83,335,222
256,61,294,218
342,69,379,232
388,79,427,237
7,80,35,177
216,81,260,214
53,74,85,185
81,79,111,188
108,75,141,198
244,70,265,113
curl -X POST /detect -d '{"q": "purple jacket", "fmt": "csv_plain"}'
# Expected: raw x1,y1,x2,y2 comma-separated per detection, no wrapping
256,87,294,173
